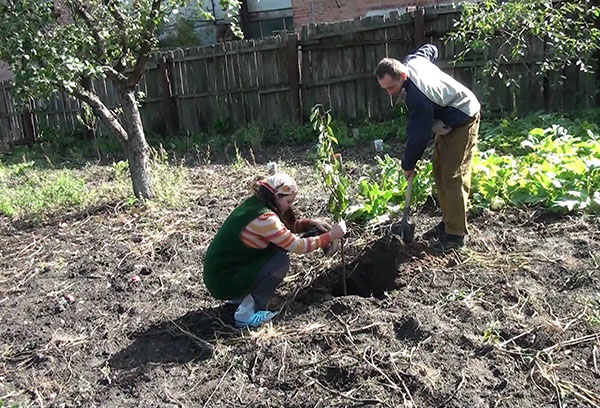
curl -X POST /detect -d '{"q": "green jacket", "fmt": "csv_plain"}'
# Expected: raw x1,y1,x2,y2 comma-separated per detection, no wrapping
203,196,280,300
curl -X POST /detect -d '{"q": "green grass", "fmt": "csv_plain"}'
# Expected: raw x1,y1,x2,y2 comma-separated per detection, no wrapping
0,146,188,220
0,165,93,217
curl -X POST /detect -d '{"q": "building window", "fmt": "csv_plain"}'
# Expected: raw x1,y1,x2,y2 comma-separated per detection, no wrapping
246,11,294,38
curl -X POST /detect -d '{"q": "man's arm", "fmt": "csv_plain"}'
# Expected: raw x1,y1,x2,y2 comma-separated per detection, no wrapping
411,44,438,63
402,97,435,171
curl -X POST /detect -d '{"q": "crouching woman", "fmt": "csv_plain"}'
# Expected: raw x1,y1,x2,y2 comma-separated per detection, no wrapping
203,173,346,328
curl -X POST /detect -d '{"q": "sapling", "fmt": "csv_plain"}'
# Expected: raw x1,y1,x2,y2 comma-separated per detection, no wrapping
310,105,350,294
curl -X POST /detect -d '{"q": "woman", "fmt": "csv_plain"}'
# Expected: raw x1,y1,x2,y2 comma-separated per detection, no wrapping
203,173,347,328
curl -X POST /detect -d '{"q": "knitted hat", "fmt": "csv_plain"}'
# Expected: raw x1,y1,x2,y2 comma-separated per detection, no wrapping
258,173,298,196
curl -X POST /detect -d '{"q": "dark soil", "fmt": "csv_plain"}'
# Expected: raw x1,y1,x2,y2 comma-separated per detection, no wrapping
1,159,599,408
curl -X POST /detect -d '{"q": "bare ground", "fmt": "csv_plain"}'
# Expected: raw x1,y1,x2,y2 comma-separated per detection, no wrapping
1,155,599,408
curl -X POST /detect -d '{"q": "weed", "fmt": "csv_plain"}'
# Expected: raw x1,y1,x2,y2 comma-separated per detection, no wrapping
275,123,315,144
577,293,600,328
148,146,189,208
438,289,485,307
347,155,433,223
233,126,263,148
357,118,408,142
232,143,249,170
483,321,501,344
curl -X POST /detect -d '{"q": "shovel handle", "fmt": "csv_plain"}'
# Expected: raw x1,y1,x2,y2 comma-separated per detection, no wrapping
403,174,414,219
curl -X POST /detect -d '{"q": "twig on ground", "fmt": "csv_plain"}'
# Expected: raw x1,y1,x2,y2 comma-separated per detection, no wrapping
278,340,288,381
152,275,165,295
392,359,416,408
561,306,588,332
304,373,386,406
116,250,134,269
167,318,215,351
9,267,41,293
593,344,599,375
498,327,539,348
164,382,185,408
203,359,236,408
331,312,354,343
45,282,76,298
543,333,600,354
438,372,466,408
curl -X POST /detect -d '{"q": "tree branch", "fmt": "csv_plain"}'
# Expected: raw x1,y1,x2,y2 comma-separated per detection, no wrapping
105,66,128,83
105,0,130,73
71,85,128,145
67,0,108,64
62,1,128,84
126,0,161,88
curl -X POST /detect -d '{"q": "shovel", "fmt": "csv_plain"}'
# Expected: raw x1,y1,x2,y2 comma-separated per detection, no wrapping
392,174,415,243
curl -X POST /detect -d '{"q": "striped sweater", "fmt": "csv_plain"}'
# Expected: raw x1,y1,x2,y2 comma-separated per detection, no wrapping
240,212,332,254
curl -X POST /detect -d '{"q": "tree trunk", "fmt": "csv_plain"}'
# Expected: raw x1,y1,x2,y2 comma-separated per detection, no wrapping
121,89,154,199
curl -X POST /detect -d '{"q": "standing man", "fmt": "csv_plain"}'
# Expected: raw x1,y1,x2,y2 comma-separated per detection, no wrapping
375,44,481,251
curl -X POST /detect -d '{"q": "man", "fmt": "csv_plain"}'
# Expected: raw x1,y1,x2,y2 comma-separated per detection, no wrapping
375,44,481,251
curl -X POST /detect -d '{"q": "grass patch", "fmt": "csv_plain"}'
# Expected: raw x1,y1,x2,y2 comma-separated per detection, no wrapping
0,164,94,218
0,147,189,220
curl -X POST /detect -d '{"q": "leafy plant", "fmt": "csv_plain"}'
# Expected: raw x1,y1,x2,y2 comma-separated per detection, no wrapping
349,112,600,223
348,155,433,223
483,321,501,344
356,118,408,143
310,105,350,222
311,104,350,294
472,123,600,213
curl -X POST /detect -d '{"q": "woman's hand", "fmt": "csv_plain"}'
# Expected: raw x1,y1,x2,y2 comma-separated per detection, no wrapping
311,219,332,232
330,220,347,239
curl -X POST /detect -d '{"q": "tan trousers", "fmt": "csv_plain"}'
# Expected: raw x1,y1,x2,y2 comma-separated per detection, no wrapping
432,113,480,236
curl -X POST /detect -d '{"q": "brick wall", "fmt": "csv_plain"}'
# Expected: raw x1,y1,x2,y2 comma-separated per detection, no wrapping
291,0,446,28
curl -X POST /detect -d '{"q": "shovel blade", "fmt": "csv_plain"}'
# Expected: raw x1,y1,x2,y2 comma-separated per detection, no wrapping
402,220,415,244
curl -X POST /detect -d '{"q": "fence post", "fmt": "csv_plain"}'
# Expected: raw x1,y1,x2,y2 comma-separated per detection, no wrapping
158,54,179,136
413,8,425,48
286,33,301,123
21,102,36,145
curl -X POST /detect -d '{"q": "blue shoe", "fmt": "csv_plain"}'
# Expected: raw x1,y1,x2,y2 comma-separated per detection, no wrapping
235,310,278,328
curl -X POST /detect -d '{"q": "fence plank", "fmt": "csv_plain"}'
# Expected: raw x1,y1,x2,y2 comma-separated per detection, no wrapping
341,23,357,120
276,36,292,125
363,18,388,119
286,33,301,123
239,40,258,126
328,24,345,119
300,26,314,119
352,19,368,120
171,48,186,134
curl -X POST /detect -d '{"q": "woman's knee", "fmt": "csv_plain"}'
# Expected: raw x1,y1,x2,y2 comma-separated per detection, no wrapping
272,251,290,279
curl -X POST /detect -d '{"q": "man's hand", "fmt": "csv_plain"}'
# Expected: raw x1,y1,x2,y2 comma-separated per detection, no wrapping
404,169,416,179
311,219,332,232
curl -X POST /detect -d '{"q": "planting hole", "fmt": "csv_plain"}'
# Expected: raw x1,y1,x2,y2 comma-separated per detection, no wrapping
331,239,401,298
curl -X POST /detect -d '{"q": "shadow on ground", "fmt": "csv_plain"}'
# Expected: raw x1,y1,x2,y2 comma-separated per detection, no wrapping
109,303,241,370
293,235,432,303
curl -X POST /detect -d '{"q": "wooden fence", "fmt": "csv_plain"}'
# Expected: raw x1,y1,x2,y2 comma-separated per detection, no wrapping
0,5,597,146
